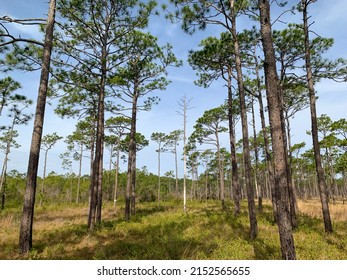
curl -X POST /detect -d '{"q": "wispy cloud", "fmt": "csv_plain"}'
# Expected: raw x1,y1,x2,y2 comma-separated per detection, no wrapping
169,75,195,84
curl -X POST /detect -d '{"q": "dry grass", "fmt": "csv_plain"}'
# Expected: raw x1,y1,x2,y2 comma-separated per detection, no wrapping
298,199,347,222
0,200,346,260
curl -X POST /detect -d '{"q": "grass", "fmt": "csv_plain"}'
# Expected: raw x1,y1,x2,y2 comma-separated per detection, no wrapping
0,199,346,260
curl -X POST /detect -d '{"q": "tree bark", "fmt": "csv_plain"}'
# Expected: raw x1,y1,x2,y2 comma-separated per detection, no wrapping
254,55,277,221
157,143,161,206
76,144,83,204
278,90,297,229
216,131,225,209
113,147,120,209
88,45,106,230
227,74,240,215
0,148,8,210
174,142,179,198
230,0,257,240
87,123,96,227
125,93,138,221
251,96,262,212
258,0,296,259
302,0,332,233
19,0,56,254
285,113,299,215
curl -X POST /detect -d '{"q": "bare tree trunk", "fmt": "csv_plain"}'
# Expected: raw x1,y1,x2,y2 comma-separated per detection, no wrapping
301,0,332,233
19,0,56,254
258,0,296,259
178,95,191,213
230,0,257,239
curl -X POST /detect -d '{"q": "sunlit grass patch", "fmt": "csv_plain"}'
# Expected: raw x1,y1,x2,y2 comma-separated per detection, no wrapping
1,199,347,260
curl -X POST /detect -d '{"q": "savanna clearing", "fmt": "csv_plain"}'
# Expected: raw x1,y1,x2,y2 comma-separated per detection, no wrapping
1,200,347,260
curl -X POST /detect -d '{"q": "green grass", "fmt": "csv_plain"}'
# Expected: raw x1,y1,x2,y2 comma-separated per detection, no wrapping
0,200,347,259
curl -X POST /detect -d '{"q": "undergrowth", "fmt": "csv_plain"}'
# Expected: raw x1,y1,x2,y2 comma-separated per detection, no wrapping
0,200,346,260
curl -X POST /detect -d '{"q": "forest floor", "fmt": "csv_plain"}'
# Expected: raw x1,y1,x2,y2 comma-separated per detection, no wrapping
1,199,347,260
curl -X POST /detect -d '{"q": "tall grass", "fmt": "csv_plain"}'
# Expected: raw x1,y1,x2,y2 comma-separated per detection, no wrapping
0,200,346,260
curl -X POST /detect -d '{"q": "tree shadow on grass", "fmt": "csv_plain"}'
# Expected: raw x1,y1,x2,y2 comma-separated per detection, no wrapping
90,220,211,260
322,221,347,255
30,208,215,260
296,213,327,234
222,210,250,238
31,223,91,259
252,238,281,260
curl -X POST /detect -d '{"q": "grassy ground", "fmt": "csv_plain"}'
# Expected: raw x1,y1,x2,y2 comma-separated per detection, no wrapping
0,199,347,260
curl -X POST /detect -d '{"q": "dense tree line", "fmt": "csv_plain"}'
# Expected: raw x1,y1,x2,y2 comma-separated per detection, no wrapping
1,0,346,259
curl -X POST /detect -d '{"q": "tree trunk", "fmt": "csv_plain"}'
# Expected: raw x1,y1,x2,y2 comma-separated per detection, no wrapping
216,132,225,209
19,0,56,254
96,138,104,223
113,147,120,209
174,144,179,198
39,149,48,206
87,125,96,227
157,144,161,206
302,0,332,233
254,55,277,221
88,46,106,230
76,144,83,204
258,0,296,259
125,93,138,221
251,96,262,212
230,0,257,240
107,145,113,201
227,71,241,215
180,95,189,213
285,114,299,215
0,134,11,210
0,151,8,210
280,101,297,229
205,168,208,201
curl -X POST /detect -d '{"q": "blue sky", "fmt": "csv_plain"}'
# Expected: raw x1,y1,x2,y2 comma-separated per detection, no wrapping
1,0,347,178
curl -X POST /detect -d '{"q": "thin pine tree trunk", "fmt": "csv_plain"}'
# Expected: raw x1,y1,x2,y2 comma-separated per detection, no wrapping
19,0,56,254
113,148,120,209
230,0,257,239
76,145,83,204
227,72,241,215
255,61,277,221
126,94,138,220
302,0,332,233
